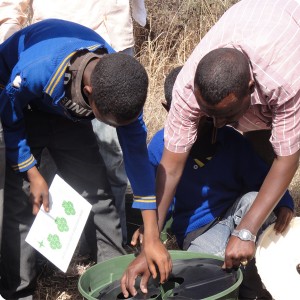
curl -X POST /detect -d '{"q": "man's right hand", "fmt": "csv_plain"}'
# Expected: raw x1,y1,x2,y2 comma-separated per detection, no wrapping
27,166,50,215
143,236,172,284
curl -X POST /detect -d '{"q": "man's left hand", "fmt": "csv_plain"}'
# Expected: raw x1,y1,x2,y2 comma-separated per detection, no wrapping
223,236,255,269
274,206,294,233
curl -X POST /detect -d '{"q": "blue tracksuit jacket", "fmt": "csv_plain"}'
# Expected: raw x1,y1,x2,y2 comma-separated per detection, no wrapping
148,126,294,246
0,19,155,209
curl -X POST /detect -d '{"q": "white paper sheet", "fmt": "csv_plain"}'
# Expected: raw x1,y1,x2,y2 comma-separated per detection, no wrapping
25,174,92,272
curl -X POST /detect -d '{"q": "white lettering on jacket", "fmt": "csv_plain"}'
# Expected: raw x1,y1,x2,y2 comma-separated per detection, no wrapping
62,98,93,117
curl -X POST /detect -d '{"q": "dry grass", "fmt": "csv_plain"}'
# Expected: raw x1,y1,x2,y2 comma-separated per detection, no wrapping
34,252,93,299
288,167,300,215
137,0,239,141
34,0,300,298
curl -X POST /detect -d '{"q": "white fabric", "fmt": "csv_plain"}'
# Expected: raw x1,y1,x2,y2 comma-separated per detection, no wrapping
0,0,147,51
131,0,147,27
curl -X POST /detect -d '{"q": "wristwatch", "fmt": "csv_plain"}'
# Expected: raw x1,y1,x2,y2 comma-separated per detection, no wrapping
232,229,256,242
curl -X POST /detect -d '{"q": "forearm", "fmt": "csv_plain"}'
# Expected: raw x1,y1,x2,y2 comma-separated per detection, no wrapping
156,148,189,231
141,147,189,243
156,165,179,232
141,209,160,241
26,165,41,182
237,150,299,234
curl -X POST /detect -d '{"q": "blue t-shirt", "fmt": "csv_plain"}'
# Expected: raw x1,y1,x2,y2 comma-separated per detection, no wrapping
148,125,294,246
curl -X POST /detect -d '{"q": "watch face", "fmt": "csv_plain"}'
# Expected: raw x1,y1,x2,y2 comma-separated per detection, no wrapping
241,230,251,240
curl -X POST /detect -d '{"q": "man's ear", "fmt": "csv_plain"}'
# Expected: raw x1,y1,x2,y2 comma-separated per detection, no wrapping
249,80,255,94
83,85,93,98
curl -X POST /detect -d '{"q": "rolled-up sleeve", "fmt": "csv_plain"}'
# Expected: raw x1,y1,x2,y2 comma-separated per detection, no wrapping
271,90,300,157
0,83,36,172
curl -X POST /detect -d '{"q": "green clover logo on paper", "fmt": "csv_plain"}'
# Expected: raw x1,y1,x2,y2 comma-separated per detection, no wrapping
47,234,62,249
55,217,69,232
62,201,76,215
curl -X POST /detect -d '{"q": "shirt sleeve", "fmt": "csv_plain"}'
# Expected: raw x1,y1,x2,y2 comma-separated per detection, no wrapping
0,0,30,43
117,112,156,210
0,82,37,172
270,91,300,157
131,0,147,27
164,63,205,154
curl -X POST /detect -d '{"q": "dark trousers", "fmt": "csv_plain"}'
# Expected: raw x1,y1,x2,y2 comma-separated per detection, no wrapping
0,110,125,299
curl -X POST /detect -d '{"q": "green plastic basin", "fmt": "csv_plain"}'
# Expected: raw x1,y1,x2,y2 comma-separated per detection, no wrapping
78,250,243,300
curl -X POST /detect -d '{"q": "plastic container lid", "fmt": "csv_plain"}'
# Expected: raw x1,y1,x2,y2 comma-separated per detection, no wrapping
78,250,243,300
97,258,238,299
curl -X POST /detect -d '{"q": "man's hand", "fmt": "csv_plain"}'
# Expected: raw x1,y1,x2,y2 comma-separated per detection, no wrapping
274,207,294,234
222,152,300,270
27,166,49,215
131,226,144,246
223,207,294,270
143,237,172,284
121,251,151,298
121,237,171,297
124,210,172,297
121,241,172,298
223,236,255,269
140,210,173,284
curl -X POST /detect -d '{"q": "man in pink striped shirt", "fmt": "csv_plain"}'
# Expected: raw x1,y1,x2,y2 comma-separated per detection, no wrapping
161,0,300,269
122,0,300,298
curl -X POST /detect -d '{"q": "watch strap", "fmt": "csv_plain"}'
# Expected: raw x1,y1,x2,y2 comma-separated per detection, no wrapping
232,229,256,242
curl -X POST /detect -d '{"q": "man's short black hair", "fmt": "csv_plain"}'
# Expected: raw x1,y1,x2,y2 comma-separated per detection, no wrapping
194,48,250,105
91,53,148,122
164,66,183,110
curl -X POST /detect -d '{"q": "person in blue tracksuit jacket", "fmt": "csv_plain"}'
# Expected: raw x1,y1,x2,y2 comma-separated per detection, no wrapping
0,19,169,299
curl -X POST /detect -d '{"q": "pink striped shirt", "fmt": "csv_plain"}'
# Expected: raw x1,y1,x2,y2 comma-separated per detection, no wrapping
165,0,300,157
